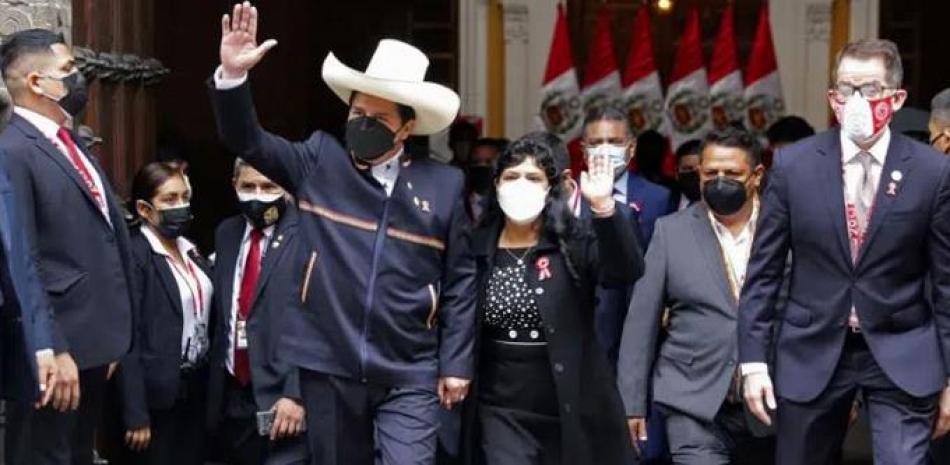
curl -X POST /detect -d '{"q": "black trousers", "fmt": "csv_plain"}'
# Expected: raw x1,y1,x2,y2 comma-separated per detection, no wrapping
775,333,938,465
212,373,309,465
300,369,439,465
4,366,108,465
659,402,774,465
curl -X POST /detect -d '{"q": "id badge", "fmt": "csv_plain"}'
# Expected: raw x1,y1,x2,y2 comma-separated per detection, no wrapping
236,320,248,349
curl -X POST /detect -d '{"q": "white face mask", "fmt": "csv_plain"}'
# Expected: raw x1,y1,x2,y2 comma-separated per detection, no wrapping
840,94,875,143
585,143,629,178
497,178,549,225
236,191,284,203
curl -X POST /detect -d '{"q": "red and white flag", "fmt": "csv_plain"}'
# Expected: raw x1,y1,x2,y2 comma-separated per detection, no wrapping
665,7,711,151
581,6,622,115
539,4,584,173
620,6,666,137
744,2,785,137
708,3,744,130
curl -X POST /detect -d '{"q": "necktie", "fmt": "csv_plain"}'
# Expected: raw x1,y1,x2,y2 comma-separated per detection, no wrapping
56,128,107,214
851,151,876,260
234,228,263,386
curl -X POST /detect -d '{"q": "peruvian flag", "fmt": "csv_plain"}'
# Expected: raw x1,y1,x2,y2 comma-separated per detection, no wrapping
538,3,584,174
620,6,666,137
581,6,622,115
708,3,744,131
744,2,785,137
664,7,712,151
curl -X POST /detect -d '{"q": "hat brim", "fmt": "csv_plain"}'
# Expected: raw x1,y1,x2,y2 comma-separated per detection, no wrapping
321,52,460,135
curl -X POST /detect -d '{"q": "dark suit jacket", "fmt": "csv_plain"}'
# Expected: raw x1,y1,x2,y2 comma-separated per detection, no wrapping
209,81,477,388
620,204,774,425
739,129,950,402
0,160,57,402
625,172,673,245
0,114,133,370
207,205,302,428
117,229,213,429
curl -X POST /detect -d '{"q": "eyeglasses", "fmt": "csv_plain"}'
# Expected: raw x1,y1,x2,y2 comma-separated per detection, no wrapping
831,82,893,100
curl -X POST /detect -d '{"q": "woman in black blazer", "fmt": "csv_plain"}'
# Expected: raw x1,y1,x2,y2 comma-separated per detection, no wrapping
106,161,214,465
462,136,644,465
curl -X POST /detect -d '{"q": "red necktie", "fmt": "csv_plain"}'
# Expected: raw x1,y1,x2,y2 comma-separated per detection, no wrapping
234,228,263,385
56,128,106,213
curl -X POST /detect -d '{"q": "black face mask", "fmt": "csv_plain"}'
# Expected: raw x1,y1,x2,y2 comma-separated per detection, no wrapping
345,116,399,163
44,72,89,118
239,197,287,230
468,166,493,194
677,171,702,202
152,205,192,239
703,177,749,216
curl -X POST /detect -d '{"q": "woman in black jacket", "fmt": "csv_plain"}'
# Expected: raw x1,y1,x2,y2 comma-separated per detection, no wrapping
109,161,214,465
464,136,644,465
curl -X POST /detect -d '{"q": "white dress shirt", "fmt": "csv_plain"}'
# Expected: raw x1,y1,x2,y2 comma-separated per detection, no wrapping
226,222,275,374
708,199,759,299
214,66,402,196
14,107,111,223
141,226,213,364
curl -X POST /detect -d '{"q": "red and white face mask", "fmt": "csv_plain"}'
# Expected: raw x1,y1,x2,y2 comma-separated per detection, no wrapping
835,93,894,144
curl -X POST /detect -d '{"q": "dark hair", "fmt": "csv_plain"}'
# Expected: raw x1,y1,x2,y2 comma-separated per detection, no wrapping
471,137,507,154
348,91,416,125
636,129,668,175
0,29,65,80
582,105,631,137
522,131,570,174
700,127,764,168
834,39,903,88
932,88,950,125
675,139,702,161
449,119,479,144
130,160,188,213
766,116,815,146
485,136,584,284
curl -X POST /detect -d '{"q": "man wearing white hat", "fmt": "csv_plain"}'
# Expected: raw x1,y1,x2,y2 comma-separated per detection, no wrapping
208,3,476,465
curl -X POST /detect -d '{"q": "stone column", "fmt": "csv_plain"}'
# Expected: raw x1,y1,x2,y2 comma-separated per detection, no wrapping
0,0,72,125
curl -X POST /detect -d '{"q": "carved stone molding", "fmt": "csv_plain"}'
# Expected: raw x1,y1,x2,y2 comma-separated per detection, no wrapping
0,0,71,41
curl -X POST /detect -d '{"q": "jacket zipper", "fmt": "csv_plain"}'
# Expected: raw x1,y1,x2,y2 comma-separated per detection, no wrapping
360,198,391,381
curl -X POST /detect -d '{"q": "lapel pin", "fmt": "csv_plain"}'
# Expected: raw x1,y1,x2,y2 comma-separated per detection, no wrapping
272,241,281,249
421,200,431,212
536,256,552,281
413,196,420,207
890,170,903,182
886,181,898,196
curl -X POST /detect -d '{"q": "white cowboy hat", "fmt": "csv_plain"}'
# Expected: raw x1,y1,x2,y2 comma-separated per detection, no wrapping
322,39,460,136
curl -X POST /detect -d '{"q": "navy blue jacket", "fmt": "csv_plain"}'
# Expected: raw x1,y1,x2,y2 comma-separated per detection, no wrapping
0,161,57,401
625,172,673,245
207,205,303,427
209,82,477,388
0,114,133,370
739,130,950,401
117,230,213,429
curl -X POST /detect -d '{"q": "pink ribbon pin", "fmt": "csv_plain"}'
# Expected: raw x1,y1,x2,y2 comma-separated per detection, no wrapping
536,256,552,281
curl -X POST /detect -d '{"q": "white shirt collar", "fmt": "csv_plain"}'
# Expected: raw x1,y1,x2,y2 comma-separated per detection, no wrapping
14,106,63,139
371,147,403,196
140,224,197,258
614,171,629,198
243,221,276,241
840,127,891,166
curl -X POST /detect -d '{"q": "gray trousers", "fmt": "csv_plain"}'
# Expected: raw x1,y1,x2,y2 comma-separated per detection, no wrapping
300,370,439,465
660,402,774,465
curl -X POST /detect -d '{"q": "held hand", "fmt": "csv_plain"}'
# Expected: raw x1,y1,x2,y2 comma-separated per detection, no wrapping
124,427,151,452
220,2,277,79
626,417,648,455
580,154,615,214
932,385,950,439
438,377,471,410
270,398,306,441
50,353,80,412
34,351,59,408
743,372,776,426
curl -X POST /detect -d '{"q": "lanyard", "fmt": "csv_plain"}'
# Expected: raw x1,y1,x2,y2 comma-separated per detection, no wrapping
168,255,205,319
